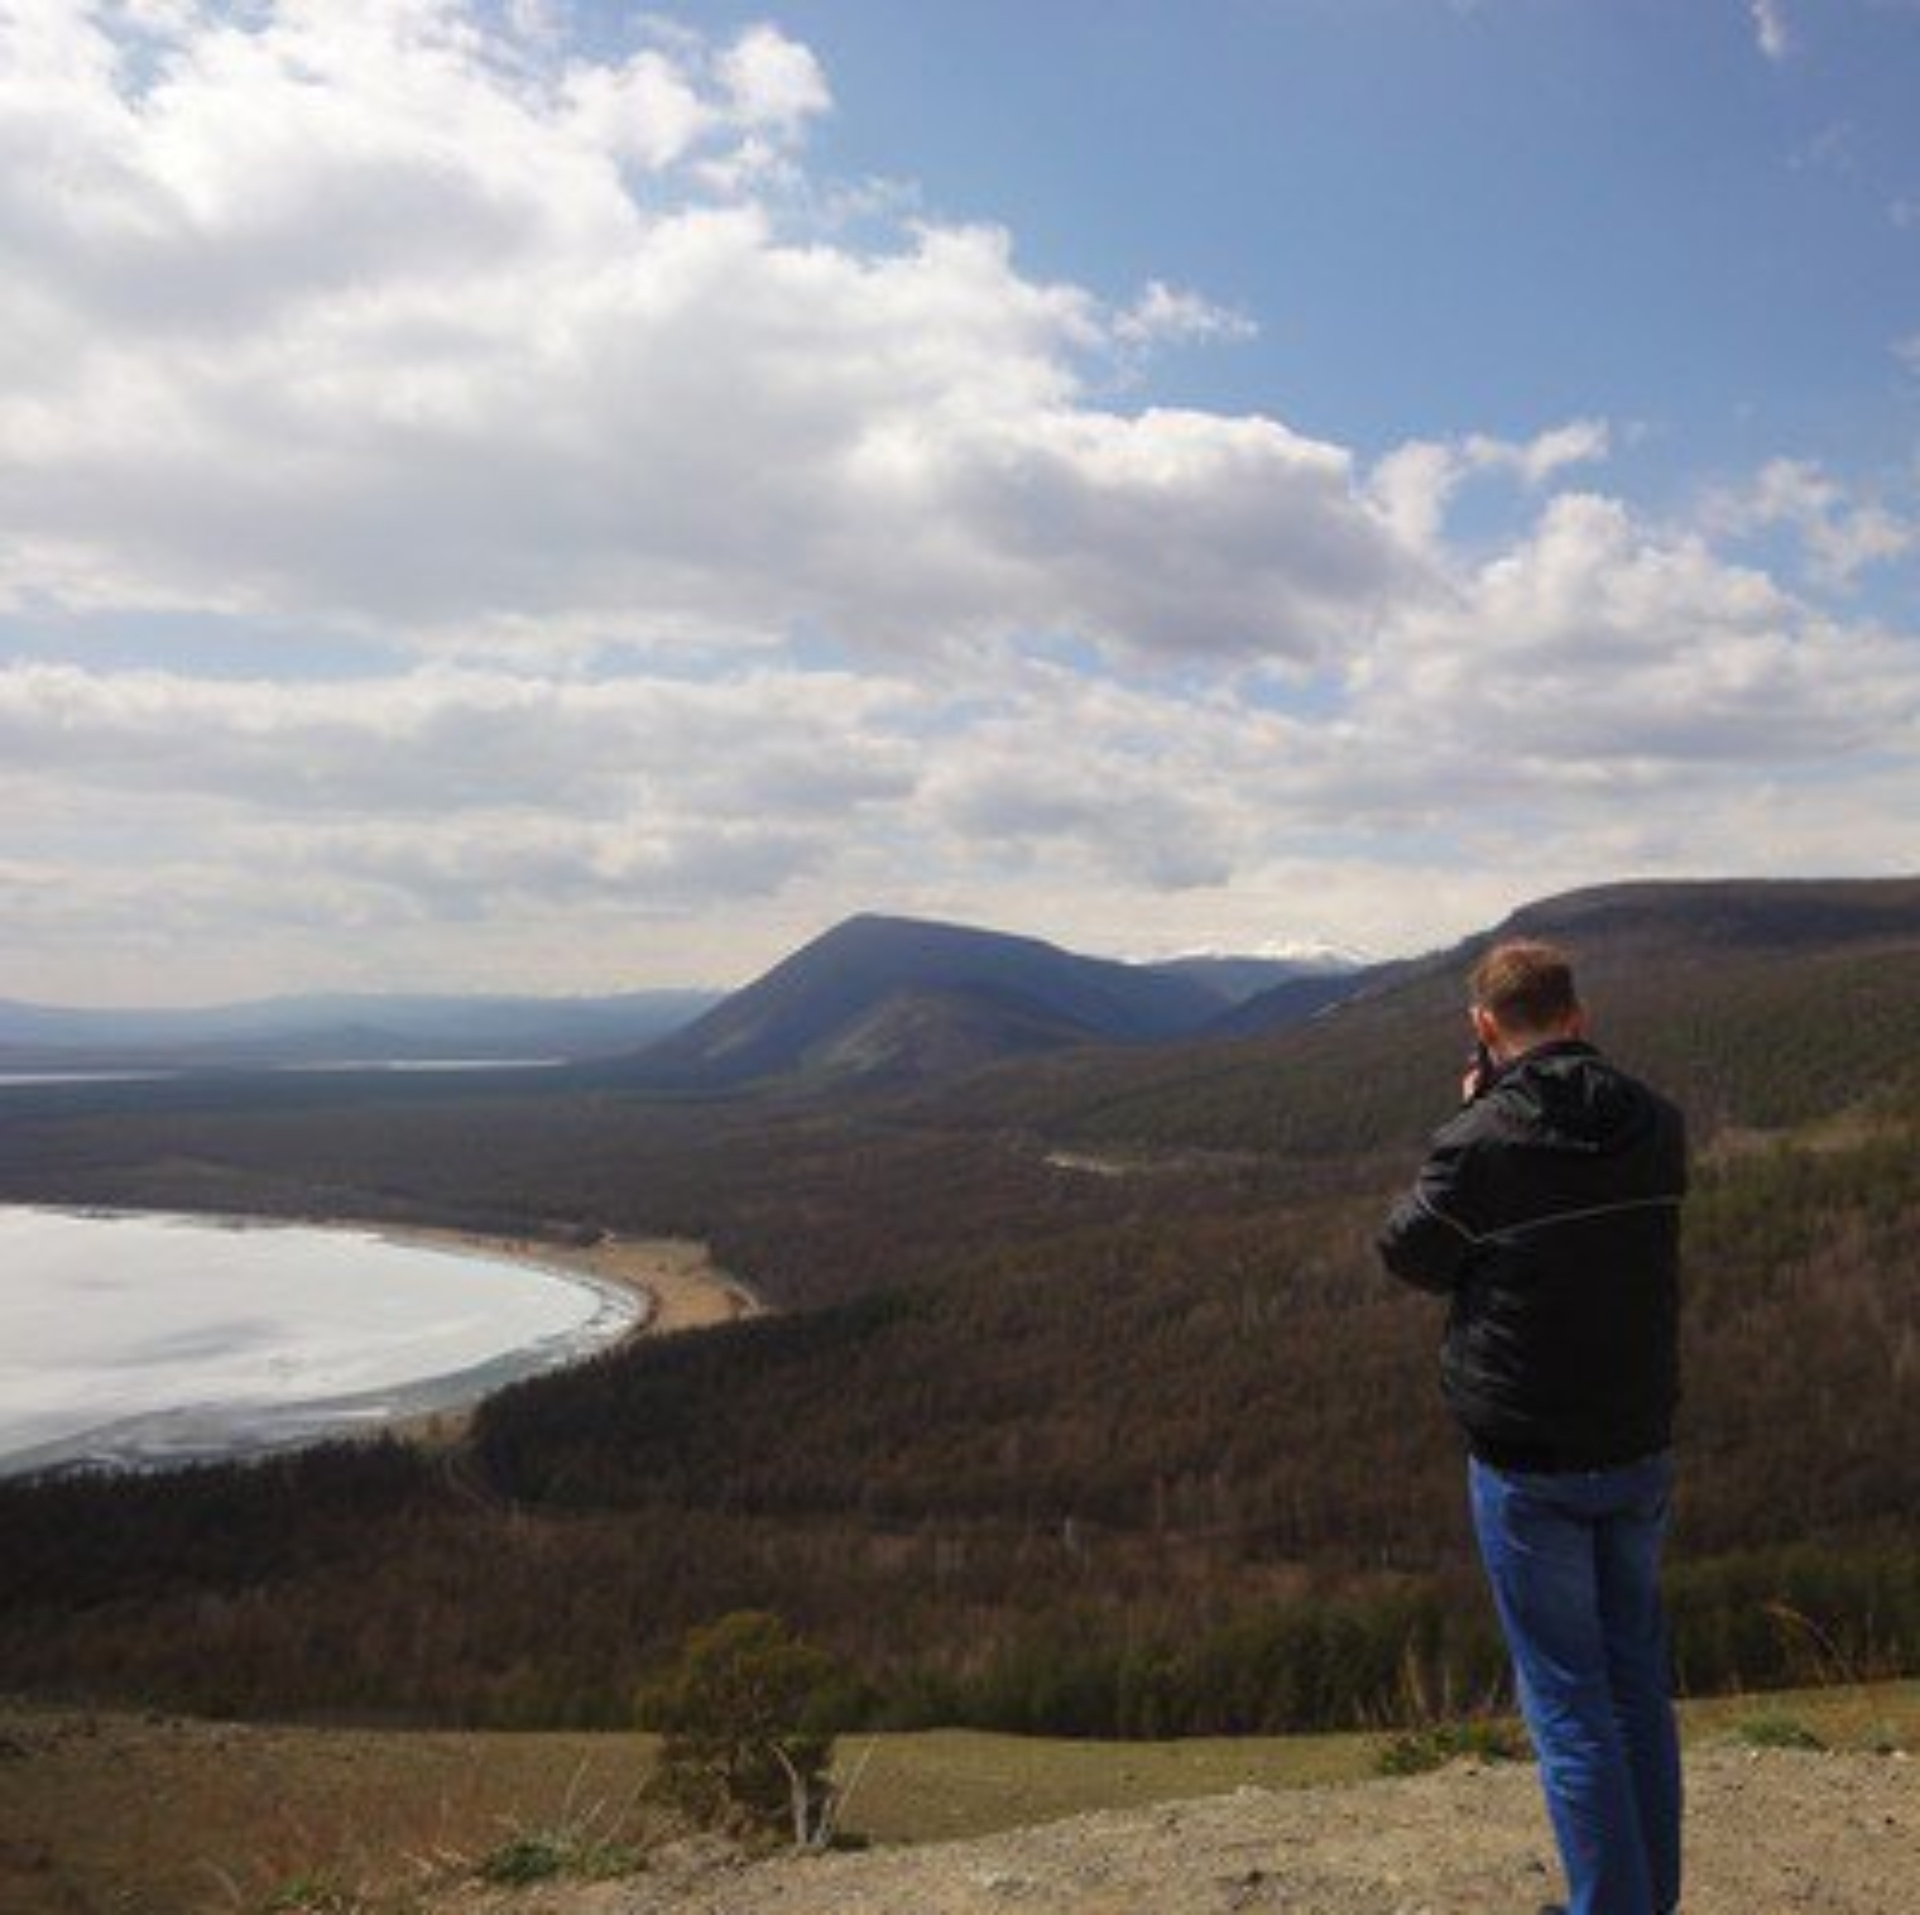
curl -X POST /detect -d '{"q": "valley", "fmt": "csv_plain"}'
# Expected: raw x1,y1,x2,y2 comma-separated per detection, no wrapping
1,877,1918,1902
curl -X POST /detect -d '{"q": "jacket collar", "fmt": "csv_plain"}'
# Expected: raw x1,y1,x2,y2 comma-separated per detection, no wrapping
1488,1035,1597,1085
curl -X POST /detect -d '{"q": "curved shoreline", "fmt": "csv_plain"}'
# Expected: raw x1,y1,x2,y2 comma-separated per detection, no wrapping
356,1219,766,1449
0,1206,765,1475
364,1219,764,1340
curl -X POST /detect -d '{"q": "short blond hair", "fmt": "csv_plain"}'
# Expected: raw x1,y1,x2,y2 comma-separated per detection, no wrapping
1470,939,1579,1031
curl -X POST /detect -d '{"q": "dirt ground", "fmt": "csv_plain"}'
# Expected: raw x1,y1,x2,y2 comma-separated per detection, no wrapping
3,1704,1915,1915
453,1745,1917,1915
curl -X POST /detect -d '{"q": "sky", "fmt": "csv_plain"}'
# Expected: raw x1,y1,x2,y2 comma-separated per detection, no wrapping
3,0,1918,1004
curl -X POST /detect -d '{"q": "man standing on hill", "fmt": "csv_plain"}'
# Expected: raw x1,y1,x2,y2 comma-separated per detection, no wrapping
1377,940,1687,1915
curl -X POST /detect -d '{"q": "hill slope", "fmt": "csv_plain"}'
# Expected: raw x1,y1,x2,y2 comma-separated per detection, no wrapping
1145,950,1364,1008
453,1747,1914,1915
1202,965,1374,1037
9,1700,1915,1915
927,872,1920,1156
1502,874,1920,953
5,872,1920,1743
626,913,1226,1088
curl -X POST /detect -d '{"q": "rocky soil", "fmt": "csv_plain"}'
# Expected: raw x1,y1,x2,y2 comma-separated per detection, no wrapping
448,1747,1916,1915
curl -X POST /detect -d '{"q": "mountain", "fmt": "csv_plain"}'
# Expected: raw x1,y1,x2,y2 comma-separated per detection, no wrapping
1146,948,1366,1009
1499,874,1920,953
1216,874,1920,1044
7,872,1920,1743
929,872,1920,1160
1202,965,1379,1037
0,989,721,1072
625,913,1228,1089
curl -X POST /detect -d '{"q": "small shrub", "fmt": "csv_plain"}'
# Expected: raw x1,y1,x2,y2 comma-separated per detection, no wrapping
474,1829,642,1886
263,1877,363,1913
1732,1712,1826,1752
475,1835,563,1886
471,1760,649,1888
1376,1717,1532,1777
638,1609,851,1847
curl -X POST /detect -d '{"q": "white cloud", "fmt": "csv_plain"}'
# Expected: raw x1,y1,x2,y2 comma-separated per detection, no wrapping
1353,491,1920,777
0,4,1399,665
3,5,1918,1003
0,654,926,994
1368,420,1610,550
1704,457,1915,585
561,47,714,171
719,21,831,133
11,497,1918,995
1464,419,1611,488
1111,281,1257,351
0,660,920,818
1752,0,1791,62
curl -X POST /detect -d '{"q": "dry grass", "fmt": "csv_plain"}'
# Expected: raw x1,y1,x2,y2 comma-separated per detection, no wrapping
0,1706,668,1914
4,1681,1915,1913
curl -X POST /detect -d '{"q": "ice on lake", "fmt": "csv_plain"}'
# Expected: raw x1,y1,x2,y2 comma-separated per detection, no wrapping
0,1205,642,1478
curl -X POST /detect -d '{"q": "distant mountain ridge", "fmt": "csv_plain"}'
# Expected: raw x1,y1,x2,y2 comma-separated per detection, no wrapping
625,914,1361,1090
1227,875,1920,1040
1499,875,1920,952
0,927,1372,1086
1205,967,1383,1038
924,871,1920,1164
0,989,722,1071
1145,950,1364,1006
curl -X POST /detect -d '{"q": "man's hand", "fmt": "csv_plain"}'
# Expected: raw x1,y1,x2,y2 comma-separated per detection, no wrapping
1462,1044,1496,1104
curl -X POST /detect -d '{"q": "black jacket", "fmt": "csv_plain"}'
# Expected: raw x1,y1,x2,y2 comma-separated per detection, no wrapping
1377,1038,1686,1472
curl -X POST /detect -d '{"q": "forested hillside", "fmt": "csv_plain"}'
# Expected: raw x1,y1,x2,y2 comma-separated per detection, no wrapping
3,878,1919,1736
619,912,1237,1089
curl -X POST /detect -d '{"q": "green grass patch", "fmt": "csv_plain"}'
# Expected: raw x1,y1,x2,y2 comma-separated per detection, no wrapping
1374,1718,1532,1777
264,1877,363,1913
1677,1678,1919,1756
474,1828,644,1885
834,1681,1920,1841
1727,1711,1827,1752
833,1724,1381,1843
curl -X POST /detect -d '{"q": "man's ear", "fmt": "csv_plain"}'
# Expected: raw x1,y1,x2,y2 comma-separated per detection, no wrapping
1471,1005,1500,1047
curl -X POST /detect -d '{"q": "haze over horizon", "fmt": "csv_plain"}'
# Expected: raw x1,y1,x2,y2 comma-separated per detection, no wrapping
6,1,1919,1007
0,915,1379,1015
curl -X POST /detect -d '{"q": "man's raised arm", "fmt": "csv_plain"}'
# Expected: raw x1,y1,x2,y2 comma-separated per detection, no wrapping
1377,1130,1479,1295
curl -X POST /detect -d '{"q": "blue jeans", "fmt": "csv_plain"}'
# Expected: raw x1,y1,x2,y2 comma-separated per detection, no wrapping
1469,1451,1682,1915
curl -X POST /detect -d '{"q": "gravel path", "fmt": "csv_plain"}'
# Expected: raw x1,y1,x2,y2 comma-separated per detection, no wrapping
452,1748,1917,1915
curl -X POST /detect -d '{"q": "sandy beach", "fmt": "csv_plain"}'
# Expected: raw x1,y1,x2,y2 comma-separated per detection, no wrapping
358,1222,765,1449
372,1221,763,1336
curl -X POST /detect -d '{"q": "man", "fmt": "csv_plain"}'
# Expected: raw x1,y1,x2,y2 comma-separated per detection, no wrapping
1378,940,1687,1915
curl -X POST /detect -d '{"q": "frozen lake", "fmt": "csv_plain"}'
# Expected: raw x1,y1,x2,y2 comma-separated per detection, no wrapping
0,1205,644,1479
